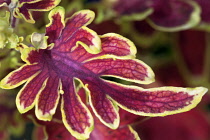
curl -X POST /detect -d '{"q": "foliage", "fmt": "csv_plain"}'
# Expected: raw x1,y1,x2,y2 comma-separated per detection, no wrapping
0,0,209,140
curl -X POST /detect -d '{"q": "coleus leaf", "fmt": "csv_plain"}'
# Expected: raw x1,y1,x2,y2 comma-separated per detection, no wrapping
194,0,210,30
102,80,207,116
195,0,210,24
31,87,140,140
13,0,61,23
31,115,140,140
147,0,201,32
0,6,207,139
112,0,201,31
0,0,11,7
113,0,153,21
90,124,140,140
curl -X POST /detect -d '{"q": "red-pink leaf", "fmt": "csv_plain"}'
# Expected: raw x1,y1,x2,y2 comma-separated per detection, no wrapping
99,34,137,57
69,33,137,63
0,0,10,6
0,6,207,139
16,70,49,113
36,75,60,121
61,10,95,42
0,64,41,89
148,0,200,31
61,79,93,139
195,0,210,24
83,79,119,129
113,0,152,20
104,81,207,116
90,124,139,140
46,6,65,44
15,0,61,23
112,0,200,31
83,58,154,84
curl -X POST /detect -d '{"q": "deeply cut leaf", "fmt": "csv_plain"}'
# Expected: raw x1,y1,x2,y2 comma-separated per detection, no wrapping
14,0,61,23
0,6,207,139
104,81,207,116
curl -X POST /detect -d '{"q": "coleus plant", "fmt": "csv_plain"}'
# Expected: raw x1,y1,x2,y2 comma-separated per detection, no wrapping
103,0,201,32
0,0,61,23
0,5,208,140
32,112,140,140
0,0,61,49
31,87,140,140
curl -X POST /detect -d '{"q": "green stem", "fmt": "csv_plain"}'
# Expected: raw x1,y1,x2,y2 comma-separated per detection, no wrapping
130,117,151,127
171,32,192,85
203,33,210,82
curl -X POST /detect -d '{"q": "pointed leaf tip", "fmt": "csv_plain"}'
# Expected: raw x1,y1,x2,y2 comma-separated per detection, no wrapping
100,33,137,57
104,81,208,117
0,64,41,89
188,87,208,96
